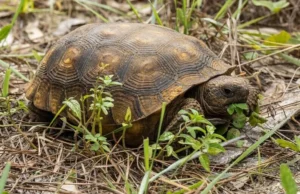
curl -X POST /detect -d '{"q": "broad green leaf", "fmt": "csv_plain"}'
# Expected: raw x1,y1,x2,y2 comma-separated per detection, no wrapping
236,140,245,148
102,102,114,108
211,134,227,141
264,30,291,46
275,139,299,152
249,112,267,126
0,162,11,194
91,143,100,151
232,113,247,129
0,24,12,42
100,105,108,115
166,145,173,157
102,145,110,152
252,0,289,13
280,164,297,194
243,52,258,60
206,125,215,135
181,115,190,122
1,68,11,97
187,126,206,138
295,136,300,151
178,109,189,115
85,134,96,141
190,108,199,115
227,128,241,140
96,135,107,142
63,99,81,120
171,151,179,159
32,50,43,62
235,103,249,110
159,131,174,142
207,143,225,155
199,153,210,172
151,143,162,150
227,104,236,115
125,107,131,122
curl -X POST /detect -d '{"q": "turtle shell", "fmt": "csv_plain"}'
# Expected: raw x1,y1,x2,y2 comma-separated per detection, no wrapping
26,23,233,124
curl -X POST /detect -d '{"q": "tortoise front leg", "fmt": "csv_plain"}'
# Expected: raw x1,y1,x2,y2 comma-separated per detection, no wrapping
164,98,229,133
164,98,203,132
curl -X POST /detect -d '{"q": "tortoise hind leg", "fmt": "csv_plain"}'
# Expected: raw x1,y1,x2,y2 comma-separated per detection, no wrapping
27,101,54,122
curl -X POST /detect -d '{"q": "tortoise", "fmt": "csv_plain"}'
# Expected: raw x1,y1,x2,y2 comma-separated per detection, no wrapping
26,23,258,146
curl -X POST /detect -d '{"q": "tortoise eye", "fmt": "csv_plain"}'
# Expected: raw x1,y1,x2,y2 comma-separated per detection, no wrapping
222,88,234,97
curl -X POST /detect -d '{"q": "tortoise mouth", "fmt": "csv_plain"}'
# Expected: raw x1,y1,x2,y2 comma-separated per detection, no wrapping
199,87,259,118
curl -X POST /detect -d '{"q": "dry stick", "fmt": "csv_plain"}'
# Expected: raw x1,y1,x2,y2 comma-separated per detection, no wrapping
284,66,300,94
9,116,37,150
149,135,246,182
240,44,300,66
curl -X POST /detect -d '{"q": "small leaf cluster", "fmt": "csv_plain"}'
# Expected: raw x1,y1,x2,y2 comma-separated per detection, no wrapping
60,72,123,153
85,133,110,152
228,102,267,126
151,109,226,172
88,75,122,116
227,103,249,129
226,103,266,140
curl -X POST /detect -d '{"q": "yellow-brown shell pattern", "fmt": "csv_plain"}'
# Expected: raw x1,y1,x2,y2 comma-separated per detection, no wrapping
25,23,232,124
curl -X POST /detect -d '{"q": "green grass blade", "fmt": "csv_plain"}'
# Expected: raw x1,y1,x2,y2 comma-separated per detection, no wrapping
0,0,25,42
74,0,108,22
2,68,11,97
280,164,298,194
126,0,142,22
150,0,158,24
144,138,150,171
0,59,29,82
201,117,291,194
138,171,150,194
11,0,25,25
49,104,67,127
214,0,236,20
172,181,203,194
187,0,197,23
149,1,163,25
278,53,300,67
232,0,248,19
139,102,166,194
201,18,229,29
77,0,125,15
238,15,268,29
0,162,11,193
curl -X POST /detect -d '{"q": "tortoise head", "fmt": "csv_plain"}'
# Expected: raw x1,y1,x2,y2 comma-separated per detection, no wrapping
198,75,258,116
